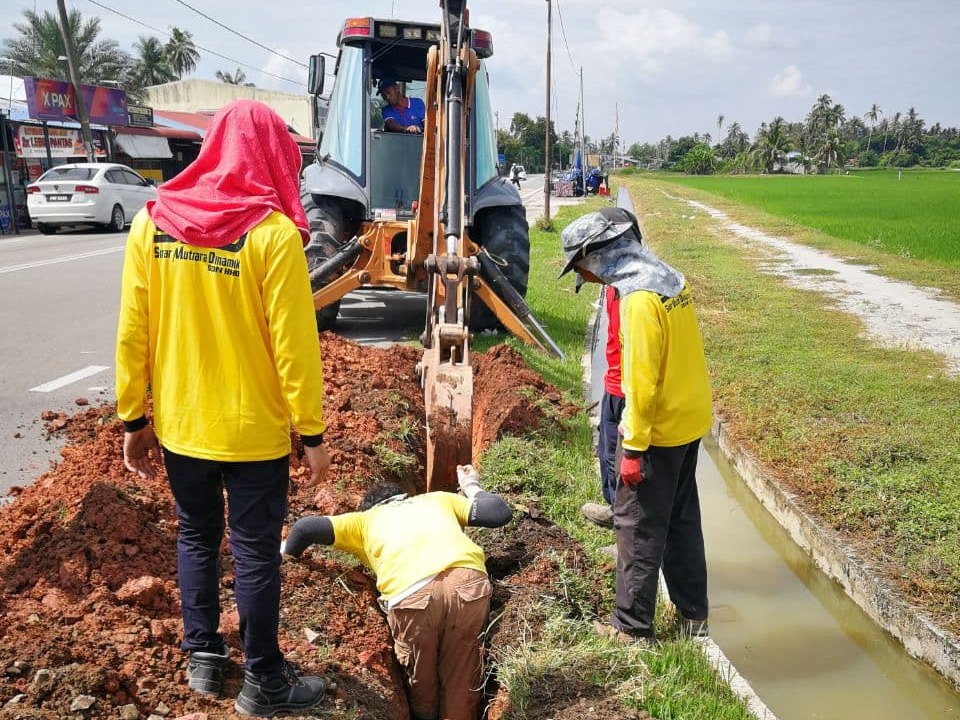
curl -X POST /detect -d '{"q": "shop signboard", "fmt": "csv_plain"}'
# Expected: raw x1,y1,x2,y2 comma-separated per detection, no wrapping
23,77,129,126
14,125,107,159
127,104,154,127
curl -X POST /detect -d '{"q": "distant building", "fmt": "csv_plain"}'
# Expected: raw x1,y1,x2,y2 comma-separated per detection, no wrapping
775,151,809,175
145,79,315,137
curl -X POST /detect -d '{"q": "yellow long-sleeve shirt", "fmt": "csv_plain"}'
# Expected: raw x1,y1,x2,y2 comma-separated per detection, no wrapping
115,209,325,461
329,493,485,600
619,285,712,452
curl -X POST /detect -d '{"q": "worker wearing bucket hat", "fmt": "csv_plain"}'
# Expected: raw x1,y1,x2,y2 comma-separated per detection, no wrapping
560,207,713,642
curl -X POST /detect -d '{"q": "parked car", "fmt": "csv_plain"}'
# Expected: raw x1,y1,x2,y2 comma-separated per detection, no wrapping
26,163,157,234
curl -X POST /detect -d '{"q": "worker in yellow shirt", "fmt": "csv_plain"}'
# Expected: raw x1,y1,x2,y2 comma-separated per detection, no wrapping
115,100,331,717
559,207,713,644
282,465,512,720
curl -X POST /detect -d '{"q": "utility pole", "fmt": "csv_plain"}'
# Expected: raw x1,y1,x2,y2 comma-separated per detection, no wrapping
579,66,585,196
543,0,552,224
613,102,619,170
56,0,95,162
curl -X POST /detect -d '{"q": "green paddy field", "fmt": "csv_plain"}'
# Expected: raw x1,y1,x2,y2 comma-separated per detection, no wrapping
656,170,960,266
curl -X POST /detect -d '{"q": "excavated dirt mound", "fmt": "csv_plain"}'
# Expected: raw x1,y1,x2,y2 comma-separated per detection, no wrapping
0,334,607,720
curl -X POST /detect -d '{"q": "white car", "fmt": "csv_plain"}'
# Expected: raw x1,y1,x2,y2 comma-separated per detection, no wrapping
27,162,158,234
515,165,527,180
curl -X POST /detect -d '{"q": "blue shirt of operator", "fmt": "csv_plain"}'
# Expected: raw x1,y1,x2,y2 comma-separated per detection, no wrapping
382,96,426,131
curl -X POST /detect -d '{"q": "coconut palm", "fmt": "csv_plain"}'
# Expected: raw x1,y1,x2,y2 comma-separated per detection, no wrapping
864,103,882,153
165,27,199,80
814,128,844,172
2,8,131,84
132,36,176,87
722,121,749,157
752,116,792,173
216,68,255,87
716,114,724,144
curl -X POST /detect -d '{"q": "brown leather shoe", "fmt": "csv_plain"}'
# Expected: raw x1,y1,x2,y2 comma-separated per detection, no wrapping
676,615,709,638
592,620,652,647
581,502,614,528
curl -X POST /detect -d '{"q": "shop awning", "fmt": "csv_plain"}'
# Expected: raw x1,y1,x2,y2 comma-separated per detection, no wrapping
115,133,173,159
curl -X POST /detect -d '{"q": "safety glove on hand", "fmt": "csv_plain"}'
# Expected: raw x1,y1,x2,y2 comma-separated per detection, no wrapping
456,464,482,499
620,454,644,487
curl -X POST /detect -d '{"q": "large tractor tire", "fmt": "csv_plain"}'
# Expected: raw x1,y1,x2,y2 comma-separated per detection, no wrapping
302,192,359,331
469,204,530,332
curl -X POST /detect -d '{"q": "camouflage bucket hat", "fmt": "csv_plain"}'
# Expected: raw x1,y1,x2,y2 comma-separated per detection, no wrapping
558,206,641,277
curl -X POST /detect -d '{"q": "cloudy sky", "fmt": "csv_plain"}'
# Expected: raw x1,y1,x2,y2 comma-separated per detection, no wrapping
6,0,960,145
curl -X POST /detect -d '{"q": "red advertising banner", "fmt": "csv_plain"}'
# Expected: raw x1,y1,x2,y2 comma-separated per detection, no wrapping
23,77,130,126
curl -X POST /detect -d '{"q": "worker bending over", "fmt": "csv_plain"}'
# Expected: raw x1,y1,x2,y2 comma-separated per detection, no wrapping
283,465,512,720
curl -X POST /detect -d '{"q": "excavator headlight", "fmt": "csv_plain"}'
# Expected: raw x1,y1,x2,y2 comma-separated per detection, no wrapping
403,27,423,40
379,24,398,38
426,29,442,42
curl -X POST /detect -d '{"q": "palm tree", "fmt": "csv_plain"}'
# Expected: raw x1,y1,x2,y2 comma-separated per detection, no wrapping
814,128,844,172
864,103,882,153
216,68,255,87
132,36,176,87
2,8,131,84
752,117,792,173
716,114,724,145
165,27,199,80
722,121,749,157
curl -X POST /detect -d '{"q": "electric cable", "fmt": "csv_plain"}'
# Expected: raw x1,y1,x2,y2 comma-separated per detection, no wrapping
81,0,313,85
170,0,310,67
554,0,579,74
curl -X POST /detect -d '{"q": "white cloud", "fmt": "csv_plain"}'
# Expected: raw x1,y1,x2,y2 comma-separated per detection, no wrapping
592,8,734,78
745,23,774,48
769,65,811,98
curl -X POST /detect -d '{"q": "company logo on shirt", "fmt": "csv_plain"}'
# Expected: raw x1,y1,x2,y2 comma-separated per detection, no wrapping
153,232,243,277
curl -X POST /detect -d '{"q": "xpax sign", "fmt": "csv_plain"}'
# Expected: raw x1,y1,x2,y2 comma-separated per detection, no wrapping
23,77,129,126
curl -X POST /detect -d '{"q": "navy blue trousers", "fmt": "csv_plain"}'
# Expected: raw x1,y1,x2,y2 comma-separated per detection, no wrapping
597,392,625,506
611,438,708,638
162,447,289,677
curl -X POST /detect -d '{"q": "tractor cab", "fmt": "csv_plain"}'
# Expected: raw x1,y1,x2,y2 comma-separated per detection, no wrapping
306,16,500,225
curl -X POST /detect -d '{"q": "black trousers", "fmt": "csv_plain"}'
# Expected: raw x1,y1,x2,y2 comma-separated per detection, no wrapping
611,438,708,638
163,447,290,677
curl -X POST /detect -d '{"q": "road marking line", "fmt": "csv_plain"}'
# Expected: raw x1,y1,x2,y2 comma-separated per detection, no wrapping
0,246,123,274
30,366,110,393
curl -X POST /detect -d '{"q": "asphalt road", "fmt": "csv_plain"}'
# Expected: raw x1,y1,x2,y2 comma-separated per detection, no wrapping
0,186,582,497
0,227,126,496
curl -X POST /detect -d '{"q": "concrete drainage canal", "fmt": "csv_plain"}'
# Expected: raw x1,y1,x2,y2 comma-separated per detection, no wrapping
698,435,960,719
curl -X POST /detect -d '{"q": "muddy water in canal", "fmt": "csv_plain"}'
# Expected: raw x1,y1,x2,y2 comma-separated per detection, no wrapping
699,435,960,719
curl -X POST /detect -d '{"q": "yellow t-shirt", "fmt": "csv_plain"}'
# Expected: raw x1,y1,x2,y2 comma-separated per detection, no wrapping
330,492,486,599
115,209,325,461
620,285,713,452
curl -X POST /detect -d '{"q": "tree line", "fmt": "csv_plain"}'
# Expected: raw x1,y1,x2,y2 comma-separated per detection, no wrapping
626,95,960,174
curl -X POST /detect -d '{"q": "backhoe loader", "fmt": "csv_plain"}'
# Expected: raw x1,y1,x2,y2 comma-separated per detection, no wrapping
302,1,562,491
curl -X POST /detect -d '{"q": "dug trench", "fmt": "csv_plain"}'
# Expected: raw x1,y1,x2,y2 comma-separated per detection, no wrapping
0,333,636,720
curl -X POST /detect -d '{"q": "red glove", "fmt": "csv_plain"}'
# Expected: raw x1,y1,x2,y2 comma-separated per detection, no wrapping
620,454,644,487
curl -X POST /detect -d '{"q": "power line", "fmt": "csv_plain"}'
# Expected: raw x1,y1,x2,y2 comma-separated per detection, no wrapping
554,0,578,74
170,0,307,68
81,0,304,85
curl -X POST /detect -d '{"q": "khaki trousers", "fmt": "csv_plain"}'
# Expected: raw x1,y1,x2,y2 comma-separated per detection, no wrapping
387,566,492,720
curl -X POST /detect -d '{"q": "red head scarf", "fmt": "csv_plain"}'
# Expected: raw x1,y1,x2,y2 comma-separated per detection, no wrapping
147,99,309,247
